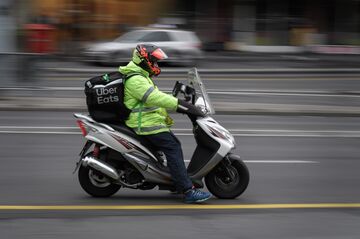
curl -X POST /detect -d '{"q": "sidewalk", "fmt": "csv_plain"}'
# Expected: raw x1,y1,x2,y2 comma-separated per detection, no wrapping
35,55,360,81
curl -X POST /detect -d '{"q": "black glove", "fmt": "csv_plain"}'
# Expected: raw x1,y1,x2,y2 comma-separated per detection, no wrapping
176,99,205,117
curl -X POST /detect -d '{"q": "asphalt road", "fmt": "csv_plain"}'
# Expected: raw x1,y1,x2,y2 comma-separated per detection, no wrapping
0,111,359,238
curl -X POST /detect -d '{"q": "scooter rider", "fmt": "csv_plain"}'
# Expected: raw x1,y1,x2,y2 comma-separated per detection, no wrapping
119,44,211,203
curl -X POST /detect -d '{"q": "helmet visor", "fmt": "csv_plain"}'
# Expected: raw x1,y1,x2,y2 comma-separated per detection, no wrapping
150,48,168,62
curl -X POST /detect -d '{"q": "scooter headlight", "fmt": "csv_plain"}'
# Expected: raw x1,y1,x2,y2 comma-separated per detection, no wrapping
207,125,236,146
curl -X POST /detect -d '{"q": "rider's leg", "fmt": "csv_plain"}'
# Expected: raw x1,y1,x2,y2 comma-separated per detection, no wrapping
143,131,211,203
142,131,192,193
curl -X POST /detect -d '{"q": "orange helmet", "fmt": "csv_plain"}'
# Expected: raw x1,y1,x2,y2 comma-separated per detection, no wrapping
134,44,168,76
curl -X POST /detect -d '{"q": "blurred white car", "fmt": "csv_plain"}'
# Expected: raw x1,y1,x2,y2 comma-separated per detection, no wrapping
83,29,203,65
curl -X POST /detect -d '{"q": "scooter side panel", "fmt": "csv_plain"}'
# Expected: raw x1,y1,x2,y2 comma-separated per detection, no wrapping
188,117,235,179
124,152,173,185
81,121,173,185
196,117,235,157
83,121,157,161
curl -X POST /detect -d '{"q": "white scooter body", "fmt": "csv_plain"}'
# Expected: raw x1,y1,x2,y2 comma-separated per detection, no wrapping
74,110,235,185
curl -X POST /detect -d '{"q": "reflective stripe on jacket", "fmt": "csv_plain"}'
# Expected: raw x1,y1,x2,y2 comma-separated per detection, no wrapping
119,61,178,135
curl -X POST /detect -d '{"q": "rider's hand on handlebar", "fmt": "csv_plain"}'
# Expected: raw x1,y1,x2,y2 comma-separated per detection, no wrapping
176,99,205,117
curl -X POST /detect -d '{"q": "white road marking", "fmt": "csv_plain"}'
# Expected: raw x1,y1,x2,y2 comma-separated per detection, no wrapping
208,91,360,98
0,126,77,129
0,126,359,133
2,87,360,99
0,127,359,137
1,131,359,137
0,131,79,135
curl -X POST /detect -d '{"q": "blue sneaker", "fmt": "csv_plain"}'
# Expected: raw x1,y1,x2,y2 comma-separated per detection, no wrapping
184,189,211,203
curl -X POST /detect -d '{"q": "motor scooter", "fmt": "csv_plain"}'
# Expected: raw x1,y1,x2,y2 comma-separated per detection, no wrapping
73,68,249,199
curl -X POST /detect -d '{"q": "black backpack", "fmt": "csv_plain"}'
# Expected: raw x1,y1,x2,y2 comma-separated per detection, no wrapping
84,72,139,123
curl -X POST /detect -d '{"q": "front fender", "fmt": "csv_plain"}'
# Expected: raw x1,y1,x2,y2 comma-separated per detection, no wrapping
226,153,242,161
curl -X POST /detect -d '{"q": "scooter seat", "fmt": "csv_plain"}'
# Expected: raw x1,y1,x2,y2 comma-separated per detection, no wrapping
107,123,159,154
107,123,141,141
106,123,169,170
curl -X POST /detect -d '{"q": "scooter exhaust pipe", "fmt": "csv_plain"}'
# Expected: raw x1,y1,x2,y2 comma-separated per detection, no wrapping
82,156,120,180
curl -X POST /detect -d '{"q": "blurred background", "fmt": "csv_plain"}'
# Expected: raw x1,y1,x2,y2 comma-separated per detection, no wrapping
0,0,358,86
0,0,360,119
1,1,360,238
1,0,360,56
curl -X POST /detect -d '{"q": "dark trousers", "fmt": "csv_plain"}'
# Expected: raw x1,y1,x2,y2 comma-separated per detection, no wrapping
142,131,193,193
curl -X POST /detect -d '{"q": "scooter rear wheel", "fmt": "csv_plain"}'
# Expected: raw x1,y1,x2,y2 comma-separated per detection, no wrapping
205,158,249,199
78,164,121,197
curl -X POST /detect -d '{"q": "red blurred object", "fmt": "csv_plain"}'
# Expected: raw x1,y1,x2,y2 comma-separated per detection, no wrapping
76,120,88,137
25,24,56,53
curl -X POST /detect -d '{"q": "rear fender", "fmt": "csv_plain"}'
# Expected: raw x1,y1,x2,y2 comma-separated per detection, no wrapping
73,141,94,174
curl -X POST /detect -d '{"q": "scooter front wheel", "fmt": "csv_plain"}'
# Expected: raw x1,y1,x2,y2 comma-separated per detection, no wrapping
205,156,249,199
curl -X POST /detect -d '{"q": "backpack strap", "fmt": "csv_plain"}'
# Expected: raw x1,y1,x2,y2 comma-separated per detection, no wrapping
124,72,142,81
123,72,145,132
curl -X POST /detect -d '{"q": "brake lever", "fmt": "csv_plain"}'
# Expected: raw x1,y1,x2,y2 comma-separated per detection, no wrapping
172,81,182,97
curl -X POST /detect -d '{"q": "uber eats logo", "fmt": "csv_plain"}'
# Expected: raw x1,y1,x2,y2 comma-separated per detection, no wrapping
96,87,119,104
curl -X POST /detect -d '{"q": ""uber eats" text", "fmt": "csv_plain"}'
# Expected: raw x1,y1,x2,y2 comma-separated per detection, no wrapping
96,87,119,104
